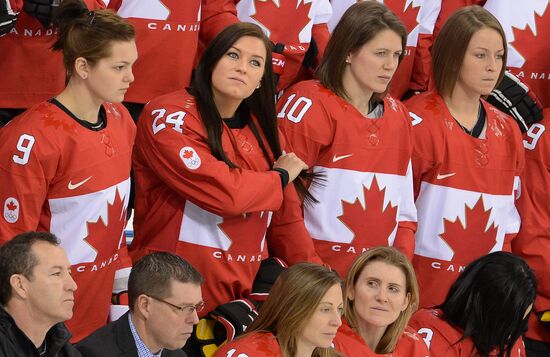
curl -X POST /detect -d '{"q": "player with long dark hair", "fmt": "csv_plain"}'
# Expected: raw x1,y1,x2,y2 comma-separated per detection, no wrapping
131,22,320,314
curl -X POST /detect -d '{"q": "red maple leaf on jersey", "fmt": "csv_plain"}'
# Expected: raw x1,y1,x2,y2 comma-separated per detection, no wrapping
384,0,420,34
6,200,17,211
440,197,498,263
84,190,127,260
509,11,549,105
218,211,269,251
338,176,398,246
251,0,312,44
182,149,194,159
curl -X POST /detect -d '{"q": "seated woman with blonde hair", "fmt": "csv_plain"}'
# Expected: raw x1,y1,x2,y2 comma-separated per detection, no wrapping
334,247,429,356
215,263,343,357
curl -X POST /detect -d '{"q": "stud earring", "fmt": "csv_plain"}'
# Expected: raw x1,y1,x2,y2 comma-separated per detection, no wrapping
256,83,261,89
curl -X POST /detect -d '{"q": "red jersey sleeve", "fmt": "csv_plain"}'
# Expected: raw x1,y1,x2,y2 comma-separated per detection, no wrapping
0,108,57,241
199,0,238,47
267,129,323,265
135,92,284,217
513,111,550,342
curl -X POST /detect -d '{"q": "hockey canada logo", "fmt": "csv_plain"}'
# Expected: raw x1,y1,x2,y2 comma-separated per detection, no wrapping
3,197,19,224
180,146,201,170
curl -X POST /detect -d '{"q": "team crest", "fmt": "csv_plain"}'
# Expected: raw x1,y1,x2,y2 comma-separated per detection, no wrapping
180,146,201,170
3,197,19,224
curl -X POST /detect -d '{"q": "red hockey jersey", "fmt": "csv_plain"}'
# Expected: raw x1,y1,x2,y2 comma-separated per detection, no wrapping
0,0,101,109
107,0,201,104
0,100,136,341
334,319,430,357
215,331,282,356
484,0,550,107
406,91,524,308
278,80,417,277
131,89,318,314
410,309,526,357
200,0,332,91
513,109,550,343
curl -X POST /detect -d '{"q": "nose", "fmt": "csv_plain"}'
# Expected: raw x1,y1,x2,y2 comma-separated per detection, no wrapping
330,311,342,327
235,58,247,73
126,68,135,83
376,288,388,303
187,309,200,325
384,55,398,71
66,274,77,292
486,56,498,72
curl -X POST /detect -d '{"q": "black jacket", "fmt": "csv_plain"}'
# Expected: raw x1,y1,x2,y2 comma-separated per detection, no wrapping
0,306,81,357
76,312,187,357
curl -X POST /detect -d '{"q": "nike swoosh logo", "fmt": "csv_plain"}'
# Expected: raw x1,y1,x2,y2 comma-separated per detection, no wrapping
436,173,456,180
333,154,353,162
68,176,92,190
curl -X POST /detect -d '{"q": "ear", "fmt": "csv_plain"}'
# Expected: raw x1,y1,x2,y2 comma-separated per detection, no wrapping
346,286,355,302
345,53,352,64
9,274,28,299
401,292,411,312
136,295,152,319
74,57,90,80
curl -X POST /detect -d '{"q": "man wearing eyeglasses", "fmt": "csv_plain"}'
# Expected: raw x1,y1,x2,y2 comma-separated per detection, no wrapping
77,252,204,357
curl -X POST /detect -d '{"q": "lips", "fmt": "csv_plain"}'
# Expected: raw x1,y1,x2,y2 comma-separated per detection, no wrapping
229,77,246,85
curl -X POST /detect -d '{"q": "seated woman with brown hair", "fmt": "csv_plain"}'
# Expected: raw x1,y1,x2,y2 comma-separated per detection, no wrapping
215,263,343,357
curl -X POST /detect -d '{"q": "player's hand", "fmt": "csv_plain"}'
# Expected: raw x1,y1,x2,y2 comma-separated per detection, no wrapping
273,152,308,183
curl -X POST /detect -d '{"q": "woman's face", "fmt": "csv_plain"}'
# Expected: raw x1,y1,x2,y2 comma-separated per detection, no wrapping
455,27,504,97
84,40,138,104
348,260,409,330
297,284,343,352
211,35,266,109
344,29,402,97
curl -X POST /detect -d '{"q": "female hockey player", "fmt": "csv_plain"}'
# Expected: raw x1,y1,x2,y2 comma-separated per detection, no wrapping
334,247,429,356
277,1,417,277
0,0,137,341
410,252,536,357
215,263,343,357
405,5,524,308
130,22,320,315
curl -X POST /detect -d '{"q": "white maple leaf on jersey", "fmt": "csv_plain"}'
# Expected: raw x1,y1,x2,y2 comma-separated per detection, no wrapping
49,180,131,264
484,0,548,67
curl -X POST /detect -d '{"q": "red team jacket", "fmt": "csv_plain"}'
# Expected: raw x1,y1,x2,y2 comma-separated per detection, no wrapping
278,80,417,277
107,0,201,104
0,101,136,341
0,0,101,109
410,309,526,357
215,331,282,356
334,319,430,357
514,109,550,343
131,89,319,314
406,91,524,308
200,0,332,91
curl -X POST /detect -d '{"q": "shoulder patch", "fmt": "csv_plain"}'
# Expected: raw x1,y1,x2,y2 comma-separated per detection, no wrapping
4,197,19,223
180,146,201,170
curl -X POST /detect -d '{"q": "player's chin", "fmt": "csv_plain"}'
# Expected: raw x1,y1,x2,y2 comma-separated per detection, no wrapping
107,93,126,103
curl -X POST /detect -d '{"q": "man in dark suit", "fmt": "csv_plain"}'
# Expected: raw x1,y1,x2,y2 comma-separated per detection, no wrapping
77,252,204,357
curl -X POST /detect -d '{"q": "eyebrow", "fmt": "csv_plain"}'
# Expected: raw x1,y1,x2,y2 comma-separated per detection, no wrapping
365,276,404,286
230,46,265,61
473,47,504,52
